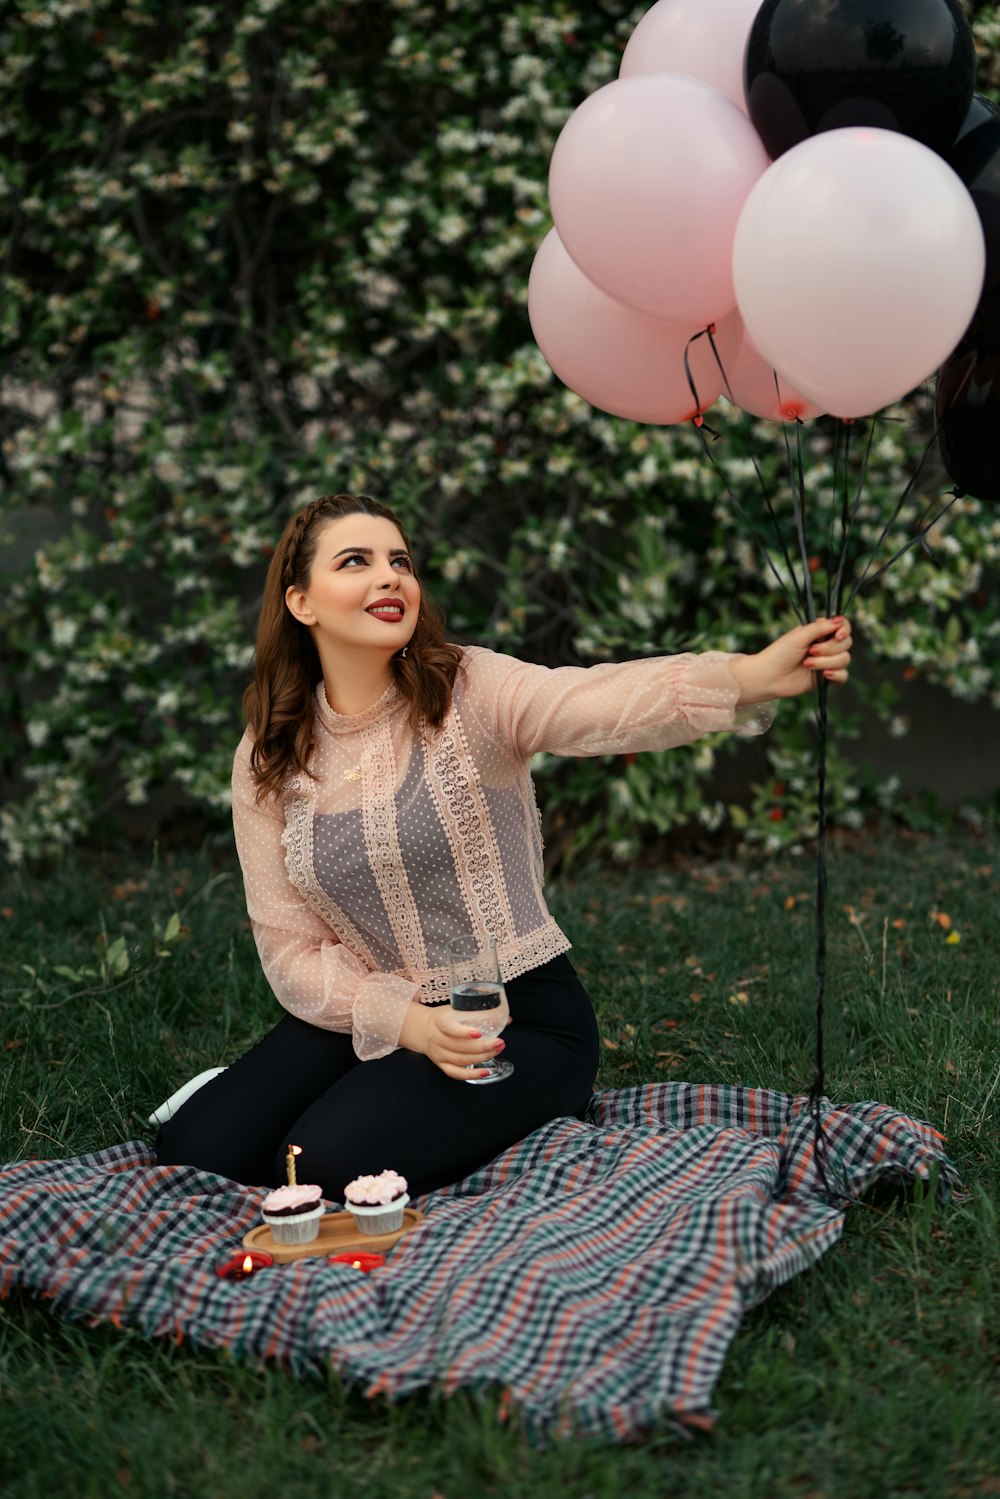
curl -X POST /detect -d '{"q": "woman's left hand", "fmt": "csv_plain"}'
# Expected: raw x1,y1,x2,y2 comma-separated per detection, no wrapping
729,617,854,705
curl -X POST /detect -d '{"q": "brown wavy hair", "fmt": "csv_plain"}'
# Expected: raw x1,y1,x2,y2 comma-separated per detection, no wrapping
243,493,462,802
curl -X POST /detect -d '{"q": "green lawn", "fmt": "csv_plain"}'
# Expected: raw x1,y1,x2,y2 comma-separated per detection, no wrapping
1,828,998,1498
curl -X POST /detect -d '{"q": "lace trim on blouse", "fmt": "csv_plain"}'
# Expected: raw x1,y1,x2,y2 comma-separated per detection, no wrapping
410,921,572,1001
314,679,400,735
422,720,517,948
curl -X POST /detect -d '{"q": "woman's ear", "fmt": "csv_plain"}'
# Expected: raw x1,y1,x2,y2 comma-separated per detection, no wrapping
284,584,316,627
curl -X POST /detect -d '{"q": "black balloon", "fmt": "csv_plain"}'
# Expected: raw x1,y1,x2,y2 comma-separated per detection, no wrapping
936,344,1000,502
745,0,976,161
950,91,1000,152
947,117,1000,351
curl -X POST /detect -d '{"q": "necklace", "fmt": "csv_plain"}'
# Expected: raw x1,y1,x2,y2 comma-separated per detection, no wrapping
343,765,362,783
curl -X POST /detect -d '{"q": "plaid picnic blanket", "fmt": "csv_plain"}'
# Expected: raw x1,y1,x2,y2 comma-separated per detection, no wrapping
0,1083,955,1443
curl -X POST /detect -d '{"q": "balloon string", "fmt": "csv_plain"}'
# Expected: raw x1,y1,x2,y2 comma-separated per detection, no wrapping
688,421,808,623
809,671,845,1203
684,331,808,623
684,351,839,1199
792,418,817,621
839,422,853,609
825,420,854,614
783,419,843,1201
851,491,962,592
704,335,809,618
830,416,878,614
843,423,942,610
684,374,949,1204
824,421,841,615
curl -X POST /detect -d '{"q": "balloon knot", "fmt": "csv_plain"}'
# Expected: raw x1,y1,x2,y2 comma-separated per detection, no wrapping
693,414,704,428
706,323,716,336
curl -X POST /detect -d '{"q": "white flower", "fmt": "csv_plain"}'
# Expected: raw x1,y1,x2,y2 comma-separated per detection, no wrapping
214,465,245,493
154,454,184,485
51,615,78,648
437,213,468,245
26,720,49,748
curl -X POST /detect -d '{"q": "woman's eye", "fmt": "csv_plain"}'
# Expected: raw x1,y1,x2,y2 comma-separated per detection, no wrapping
393,556,413,570
341,554,367,567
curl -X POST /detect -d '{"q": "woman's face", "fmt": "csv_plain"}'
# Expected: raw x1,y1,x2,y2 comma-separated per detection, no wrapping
285,512,421,656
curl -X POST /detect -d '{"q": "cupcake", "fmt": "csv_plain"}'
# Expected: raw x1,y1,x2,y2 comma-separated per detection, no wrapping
261,1183,326,1245
343,1170,409,1236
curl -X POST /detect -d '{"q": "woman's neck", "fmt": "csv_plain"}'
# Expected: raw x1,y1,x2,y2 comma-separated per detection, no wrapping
317,643,395,717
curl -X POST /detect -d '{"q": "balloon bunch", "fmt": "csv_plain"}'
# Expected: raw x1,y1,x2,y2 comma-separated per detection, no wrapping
527,0,998,1192
529,0,994,477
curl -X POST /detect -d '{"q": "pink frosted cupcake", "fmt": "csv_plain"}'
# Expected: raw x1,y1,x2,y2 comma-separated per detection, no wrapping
343,1171,409,1236
261,1183,325,1244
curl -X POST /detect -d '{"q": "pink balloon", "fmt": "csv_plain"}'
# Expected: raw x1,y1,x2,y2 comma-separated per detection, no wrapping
549,75,769,326
620,0,763,114
528,229,741,424
733,129,986,419
723,324,823,422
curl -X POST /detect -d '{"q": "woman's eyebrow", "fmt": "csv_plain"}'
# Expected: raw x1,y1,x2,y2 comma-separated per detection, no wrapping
330,546,411,559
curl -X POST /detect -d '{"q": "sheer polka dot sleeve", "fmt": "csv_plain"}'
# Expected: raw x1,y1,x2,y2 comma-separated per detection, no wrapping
460,647,776,758
231,733,419,1060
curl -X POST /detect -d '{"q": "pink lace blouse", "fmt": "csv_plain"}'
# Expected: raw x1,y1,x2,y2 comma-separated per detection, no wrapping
231,646,775,1060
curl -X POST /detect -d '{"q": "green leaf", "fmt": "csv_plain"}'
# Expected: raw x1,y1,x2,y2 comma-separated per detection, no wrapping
105,936,130,978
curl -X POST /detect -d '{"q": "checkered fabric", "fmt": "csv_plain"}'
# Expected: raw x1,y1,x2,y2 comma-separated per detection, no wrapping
0,1083,955,1443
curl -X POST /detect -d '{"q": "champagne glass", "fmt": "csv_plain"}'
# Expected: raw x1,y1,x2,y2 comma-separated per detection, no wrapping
446,934,513,1085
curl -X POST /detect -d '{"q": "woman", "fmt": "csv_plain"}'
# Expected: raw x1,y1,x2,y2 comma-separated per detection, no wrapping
156,492,853,1198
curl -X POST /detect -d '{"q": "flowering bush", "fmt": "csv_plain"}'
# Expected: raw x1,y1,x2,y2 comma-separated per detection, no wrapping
1,0,998,866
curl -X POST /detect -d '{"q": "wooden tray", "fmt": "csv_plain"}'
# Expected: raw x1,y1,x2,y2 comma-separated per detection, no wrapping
243,1208,424,1264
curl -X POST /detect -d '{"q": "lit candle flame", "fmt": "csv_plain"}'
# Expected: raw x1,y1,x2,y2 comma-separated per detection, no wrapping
352,1260,362,1269
242,1254,254,1275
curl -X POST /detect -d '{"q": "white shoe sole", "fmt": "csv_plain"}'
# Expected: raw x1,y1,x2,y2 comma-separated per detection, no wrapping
148,1066,227,1126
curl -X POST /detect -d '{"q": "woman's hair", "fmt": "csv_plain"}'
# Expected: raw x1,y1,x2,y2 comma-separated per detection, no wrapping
243,493,462,802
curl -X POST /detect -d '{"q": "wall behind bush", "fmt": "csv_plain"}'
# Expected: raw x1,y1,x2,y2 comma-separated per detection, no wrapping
2,0,998,867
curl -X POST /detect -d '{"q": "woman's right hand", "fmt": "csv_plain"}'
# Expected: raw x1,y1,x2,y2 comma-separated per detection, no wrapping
398,1002,507,1081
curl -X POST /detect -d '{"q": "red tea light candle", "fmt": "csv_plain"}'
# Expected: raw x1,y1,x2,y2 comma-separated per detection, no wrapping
215,1250,274,1281
328,1251,386,1274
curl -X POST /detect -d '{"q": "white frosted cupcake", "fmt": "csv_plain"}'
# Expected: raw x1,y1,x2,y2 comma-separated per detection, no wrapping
343,1171,409,1236
261,1184,325,1244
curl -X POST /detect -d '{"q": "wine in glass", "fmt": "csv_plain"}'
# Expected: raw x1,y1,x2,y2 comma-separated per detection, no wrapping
446,934,513,1085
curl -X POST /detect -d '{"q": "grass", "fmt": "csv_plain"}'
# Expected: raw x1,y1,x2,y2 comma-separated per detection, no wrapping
1,826,998,1498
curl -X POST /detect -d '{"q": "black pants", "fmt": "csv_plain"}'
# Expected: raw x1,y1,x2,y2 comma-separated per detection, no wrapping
155,954,600,1200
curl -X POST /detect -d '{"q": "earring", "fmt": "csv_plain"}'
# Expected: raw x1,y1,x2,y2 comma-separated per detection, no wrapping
399,647,409,660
